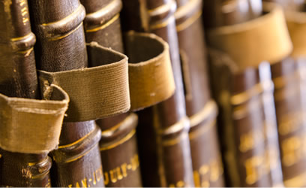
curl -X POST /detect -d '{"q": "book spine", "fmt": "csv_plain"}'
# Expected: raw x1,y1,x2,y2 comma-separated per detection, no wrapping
205,0,284,186
271,59,306,187
0,0,50,186
81,1,142,186
121,0,195,186
209,60,274,186
81,0,123,52
28,1,104,187
174,0,224,186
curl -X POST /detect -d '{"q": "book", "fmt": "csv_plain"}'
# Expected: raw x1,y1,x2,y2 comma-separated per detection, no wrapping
121,0,195,186
28,0,104,187
0,0,51,186
208,50,275,186
81,1,142,186
174,0,224,186
204,0,291,186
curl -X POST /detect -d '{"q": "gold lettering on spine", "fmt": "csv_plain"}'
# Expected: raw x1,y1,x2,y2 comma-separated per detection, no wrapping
81,178,88,187
193,171,201,187
121,163,128,177
104,172,109,186
110,169,117,183
67,165,103,187
18,0,29,25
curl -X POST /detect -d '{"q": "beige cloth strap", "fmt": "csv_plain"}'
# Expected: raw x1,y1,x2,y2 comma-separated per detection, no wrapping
39,44,130,122
207,2,292,70
286,10,306,58
125,32,175,111
0,84,69,154
38,32,175,121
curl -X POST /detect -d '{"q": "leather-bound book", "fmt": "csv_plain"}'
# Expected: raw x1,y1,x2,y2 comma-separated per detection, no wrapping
28,1,104,187
208,53,273,186
81,1,142,186
262,1,306,186
0,0,51,186
270,58,306,187
174,0,224,186
204,0,292,186
121,0,195,186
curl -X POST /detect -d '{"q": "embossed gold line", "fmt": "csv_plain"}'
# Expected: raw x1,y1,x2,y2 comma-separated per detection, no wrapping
65,146,93,163
150,16,173,30
58,128,95,149
231,83,263,105
42,5,83,26
284,172,306,187
189,100,217,127
86,14,119,33
148,0,175,16
189,120,216,141
162,132,188,146
17,47,33,56
176,11,202,32
100,129,136,151
11,32,33,42
49,22,83,41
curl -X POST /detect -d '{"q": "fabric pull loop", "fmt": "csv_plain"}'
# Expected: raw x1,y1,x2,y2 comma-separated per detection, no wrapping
286,10,306,58
207,2,292,70
0,84,69,154
39,44,130,122
124,32,176,111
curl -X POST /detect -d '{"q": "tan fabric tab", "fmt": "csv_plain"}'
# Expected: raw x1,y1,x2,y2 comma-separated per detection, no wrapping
286,10,306,58
207,2,292,70
124,32,176,111
39,43,130,122
0,84,69,154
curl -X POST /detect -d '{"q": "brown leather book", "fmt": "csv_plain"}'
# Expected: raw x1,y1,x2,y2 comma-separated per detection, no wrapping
0,0,51,186
81,1,142,186
28,1,104,187
204,0,288,186
121,0,195,186
208,51,274,186
262,0,306,186
271,58,306,187
174,0,224,186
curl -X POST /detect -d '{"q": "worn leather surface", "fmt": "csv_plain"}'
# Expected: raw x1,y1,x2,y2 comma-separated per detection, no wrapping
0,0,39,99
121,0,194,186
0,0,50,186
0,150,51,187
28,0,104,186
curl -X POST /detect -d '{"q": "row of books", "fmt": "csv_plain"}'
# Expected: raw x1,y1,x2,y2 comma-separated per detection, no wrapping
0,0,306,187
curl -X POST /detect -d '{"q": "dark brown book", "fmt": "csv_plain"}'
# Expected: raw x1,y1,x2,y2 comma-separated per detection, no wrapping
81,1,142,186
0,0,51,186
28,1,104,187
174,0,224,186
121,0,195,186
271,58,306,187
262,1,306,186
208,51,274,186
204,0,290,186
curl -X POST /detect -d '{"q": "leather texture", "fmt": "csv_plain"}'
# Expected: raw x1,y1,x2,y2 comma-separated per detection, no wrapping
0,0,50,186
121,0,194,186
175,0,225,186
28,0,104,186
